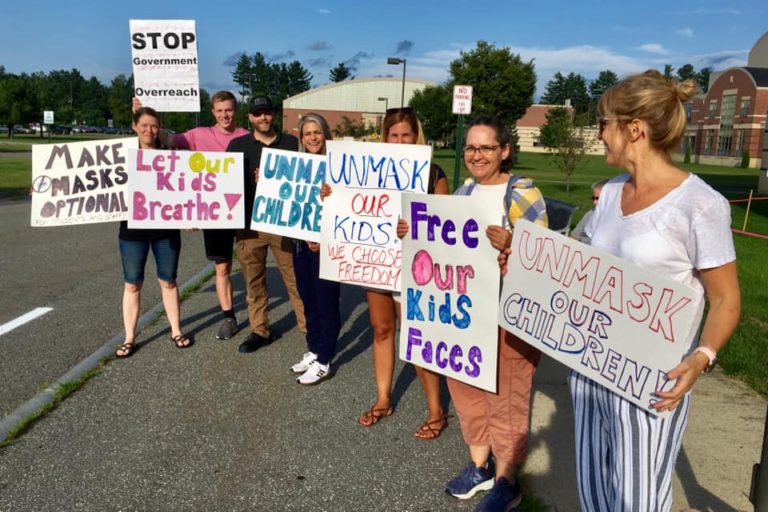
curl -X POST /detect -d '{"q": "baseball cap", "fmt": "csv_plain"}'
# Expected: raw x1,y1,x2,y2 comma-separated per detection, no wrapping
249,95,274,114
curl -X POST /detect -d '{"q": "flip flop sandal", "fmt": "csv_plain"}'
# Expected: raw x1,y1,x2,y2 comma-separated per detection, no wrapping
415,416,449,440
358,406,393,427
115,343,136,358
171,334,191,349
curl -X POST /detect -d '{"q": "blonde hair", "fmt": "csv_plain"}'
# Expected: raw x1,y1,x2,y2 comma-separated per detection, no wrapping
297,113,333,153
598,69,698,152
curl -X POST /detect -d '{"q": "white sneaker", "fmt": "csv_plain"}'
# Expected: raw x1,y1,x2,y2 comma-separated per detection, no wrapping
290,351,317,374
297,361,331,385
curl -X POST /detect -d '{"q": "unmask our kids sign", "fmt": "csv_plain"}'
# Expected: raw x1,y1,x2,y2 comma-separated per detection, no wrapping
319,140,431,291
399,195,501,392
130,19,200,112
498,220,701,414
127,149,244,229
31,138,138,226
250,148,326,242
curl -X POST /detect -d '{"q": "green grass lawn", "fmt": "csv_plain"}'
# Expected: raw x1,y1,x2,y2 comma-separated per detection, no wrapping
2,147,766,395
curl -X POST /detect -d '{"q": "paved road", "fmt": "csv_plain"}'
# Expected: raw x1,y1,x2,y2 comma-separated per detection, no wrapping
0,198,210,416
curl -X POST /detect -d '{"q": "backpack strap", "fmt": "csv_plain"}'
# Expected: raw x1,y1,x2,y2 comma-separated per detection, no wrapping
503,175,524,216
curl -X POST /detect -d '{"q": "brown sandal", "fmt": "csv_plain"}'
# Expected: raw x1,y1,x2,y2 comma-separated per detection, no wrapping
357,406,393,427
115,343,136,358
415,416,448,440
171,334,191,348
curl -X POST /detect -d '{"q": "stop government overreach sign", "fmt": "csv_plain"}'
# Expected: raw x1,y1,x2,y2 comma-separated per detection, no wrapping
452,85,473,115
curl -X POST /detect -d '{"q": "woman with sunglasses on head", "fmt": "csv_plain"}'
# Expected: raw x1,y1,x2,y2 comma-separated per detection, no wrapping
354,107,451,439
114,107,190,358
570,70,740,511
445,115,548,511
289,114,342,385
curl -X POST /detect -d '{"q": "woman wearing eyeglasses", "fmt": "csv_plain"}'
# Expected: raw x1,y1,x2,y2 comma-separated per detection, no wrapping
571,70,740,511
356,107,451,439
444,115,547,511
114,107,191,358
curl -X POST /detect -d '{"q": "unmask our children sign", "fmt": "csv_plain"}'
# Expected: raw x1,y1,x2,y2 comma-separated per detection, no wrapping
250,148,326,242
319,140,432,291
399,195,502,392
127,149,244,229
130,19,200,112
498,220,702,414
31,138,138,226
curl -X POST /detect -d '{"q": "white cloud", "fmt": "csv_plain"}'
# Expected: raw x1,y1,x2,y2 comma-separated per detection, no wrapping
637,43,668,55
315,8,331,14
676,28,694,37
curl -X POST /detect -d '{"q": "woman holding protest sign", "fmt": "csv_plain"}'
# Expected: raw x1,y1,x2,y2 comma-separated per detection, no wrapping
114,107,190,358
444,115,547,511
566,70,740,511
288,114,342,385
356,107,451,439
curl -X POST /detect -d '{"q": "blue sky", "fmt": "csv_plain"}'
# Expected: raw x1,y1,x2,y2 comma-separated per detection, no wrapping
1,0,766,98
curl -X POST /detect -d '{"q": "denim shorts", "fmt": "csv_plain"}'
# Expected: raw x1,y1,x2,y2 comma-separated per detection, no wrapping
119,237,181,284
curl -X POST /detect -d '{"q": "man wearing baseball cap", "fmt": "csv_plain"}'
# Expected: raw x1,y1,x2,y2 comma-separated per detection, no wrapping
226,95,306,353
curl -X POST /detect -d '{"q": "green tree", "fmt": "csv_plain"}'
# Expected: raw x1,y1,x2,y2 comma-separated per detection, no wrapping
332,116,375,139
697,67,712,93
676,64,696,82
0,73,38,137
449,41,536,166
409,84,454,144
108,74,134,130
539,107,592,192
540,72,590,115
538,107,570,148
663,64,674,78
329,62,354,82
589,70,619,101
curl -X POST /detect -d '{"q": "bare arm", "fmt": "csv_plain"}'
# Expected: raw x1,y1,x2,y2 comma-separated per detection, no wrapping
653,261,741,411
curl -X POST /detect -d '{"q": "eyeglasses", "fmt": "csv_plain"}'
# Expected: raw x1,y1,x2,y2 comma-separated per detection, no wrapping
592,196,600,201
597,116,629,136
463,145,500,156
385,107,414,116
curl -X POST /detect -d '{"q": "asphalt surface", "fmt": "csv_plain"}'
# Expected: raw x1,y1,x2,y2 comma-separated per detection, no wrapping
0,198,766,511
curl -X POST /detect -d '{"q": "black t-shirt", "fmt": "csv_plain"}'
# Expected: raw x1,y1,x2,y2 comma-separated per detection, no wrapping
226,131,299,221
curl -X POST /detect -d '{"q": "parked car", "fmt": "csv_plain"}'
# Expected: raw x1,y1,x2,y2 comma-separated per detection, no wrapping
12,125,33,134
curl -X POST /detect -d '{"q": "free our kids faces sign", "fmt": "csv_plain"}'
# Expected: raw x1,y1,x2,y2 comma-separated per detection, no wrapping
399,195,502,392
31,138,138,226
127,149,244,229
499,220,701,414
250,148,326,243
319,140,432,291
129,19,200,112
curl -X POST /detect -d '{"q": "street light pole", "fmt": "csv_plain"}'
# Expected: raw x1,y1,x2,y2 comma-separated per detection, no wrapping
387,57,407,108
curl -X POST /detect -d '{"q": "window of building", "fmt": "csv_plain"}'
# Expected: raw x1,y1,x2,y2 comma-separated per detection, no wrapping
704,130,713,155
708,100,718,118
717,126,733,156
740,97,751,117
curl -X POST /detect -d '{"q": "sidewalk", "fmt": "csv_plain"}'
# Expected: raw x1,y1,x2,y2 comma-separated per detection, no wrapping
0,258,764,511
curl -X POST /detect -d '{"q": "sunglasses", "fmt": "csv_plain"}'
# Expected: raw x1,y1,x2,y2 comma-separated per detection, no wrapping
597,116,630,136
385,107,414,116
592,195,600,201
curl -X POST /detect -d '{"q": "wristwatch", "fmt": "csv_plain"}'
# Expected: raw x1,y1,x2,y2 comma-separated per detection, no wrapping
693,346,718,373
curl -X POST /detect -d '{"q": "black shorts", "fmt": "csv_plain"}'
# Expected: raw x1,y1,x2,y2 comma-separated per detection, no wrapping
203,229,236,262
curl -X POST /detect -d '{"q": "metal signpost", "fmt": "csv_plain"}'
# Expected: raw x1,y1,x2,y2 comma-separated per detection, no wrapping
452,85,473,191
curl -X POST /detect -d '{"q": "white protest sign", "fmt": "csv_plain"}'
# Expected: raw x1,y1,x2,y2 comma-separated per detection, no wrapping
250,148,326,242
452,85,473,115
130,19,200,112
319,187,402,291
498,220,701,414
325,140,431,192
400,195,501,392
319,140,433,291
31,138,138,226
127,149,244,229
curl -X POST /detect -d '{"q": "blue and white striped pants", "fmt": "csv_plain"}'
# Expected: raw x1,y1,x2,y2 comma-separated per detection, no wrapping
569,371,690,512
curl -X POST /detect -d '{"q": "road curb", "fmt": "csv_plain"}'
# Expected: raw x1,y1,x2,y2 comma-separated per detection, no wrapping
0,262,214,443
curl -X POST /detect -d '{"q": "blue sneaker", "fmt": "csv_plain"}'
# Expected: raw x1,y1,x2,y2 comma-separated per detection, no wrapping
474,476,522,512
445,460,495,500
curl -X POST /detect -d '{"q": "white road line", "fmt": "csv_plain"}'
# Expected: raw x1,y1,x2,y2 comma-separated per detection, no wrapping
0,307,54,336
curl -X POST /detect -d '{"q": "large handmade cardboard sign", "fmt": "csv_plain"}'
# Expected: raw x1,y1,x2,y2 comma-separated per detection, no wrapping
399,195,502,392
319,140,432,290
250,148,325,242
31,138,138,226
130,19,200,112
499,220,701,414
127,148,244,229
